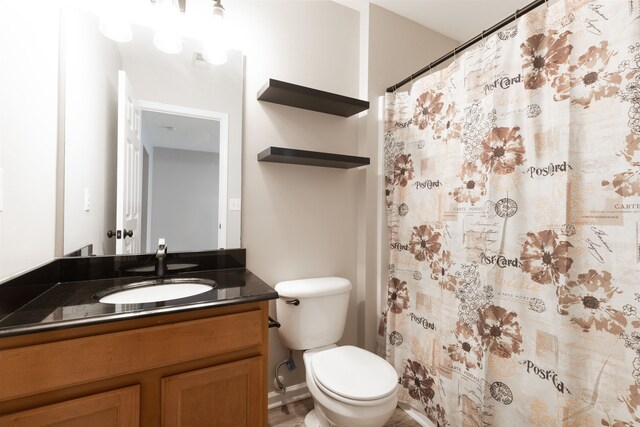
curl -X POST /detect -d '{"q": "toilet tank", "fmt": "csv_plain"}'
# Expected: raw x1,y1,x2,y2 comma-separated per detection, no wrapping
275,277,352,350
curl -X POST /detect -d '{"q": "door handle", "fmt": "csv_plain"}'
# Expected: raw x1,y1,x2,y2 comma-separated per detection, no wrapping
107,230,116,238
123,229,134,238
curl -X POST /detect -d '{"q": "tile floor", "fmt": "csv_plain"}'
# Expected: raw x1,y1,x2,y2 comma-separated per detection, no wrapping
268,398,421,427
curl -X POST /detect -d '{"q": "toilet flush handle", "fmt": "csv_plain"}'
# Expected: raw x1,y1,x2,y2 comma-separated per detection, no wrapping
285,299,300,306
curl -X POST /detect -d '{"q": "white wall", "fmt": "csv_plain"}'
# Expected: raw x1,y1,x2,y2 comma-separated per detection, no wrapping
63,8,121,256
150,147,219,252
0,1,60,280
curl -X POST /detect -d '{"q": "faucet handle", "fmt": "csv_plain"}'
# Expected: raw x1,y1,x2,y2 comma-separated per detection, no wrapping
157,238,167,255
155,238,168,276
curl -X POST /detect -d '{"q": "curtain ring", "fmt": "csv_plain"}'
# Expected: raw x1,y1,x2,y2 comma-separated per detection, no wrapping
481,30,485,41
453,47,457,60
514,9,519,20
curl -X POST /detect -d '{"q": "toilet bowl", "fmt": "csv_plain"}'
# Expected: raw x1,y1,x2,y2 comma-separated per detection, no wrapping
303,345,398,427
275,277,399,427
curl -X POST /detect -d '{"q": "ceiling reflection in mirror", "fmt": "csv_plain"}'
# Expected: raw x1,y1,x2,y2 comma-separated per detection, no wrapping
61,6,243,257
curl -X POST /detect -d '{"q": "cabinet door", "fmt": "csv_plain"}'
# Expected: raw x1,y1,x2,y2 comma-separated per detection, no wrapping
0,385,139,427
162,357,263,427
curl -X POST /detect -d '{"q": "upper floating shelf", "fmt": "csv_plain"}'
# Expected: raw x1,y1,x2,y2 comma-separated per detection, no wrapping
258,147,370,169
257,79,370,117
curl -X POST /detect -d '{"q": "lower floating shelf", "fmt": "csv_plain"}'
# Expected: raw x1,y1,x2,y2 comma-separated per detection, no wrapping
257,146,370,169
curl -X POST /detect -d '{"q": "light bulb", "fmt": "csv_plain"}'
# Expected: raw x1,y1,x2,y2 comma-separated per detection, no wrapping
153,0,182,54
203,40,227,65
212,0,224,25
202,0,227,65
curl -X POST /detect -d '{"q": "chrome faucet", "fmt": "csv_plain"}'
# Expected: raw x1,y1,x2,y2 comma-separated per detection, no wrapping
155,238,167,276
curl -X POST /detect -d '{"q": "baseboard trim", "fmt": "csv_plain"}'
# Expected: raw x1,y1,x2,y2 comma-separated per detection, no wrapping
398,402,435,427
267,382,311,410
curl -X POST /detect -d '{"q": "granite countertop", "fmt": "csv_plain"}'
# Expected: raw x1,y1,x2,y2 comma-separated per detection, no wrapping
0,249,278,338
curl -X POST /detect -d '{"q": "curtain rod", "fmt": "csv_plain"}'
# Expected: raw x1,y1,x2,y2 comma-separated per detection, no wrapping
386,0,548,93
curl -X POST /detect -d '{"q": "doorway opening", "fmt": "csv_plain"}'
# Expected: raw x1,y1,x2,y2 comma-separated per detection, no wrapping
137,101,229,253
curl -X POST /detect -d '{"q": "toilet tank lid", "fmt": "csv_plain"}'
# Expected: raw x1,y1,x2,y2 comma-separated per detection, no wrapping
274,277,352,298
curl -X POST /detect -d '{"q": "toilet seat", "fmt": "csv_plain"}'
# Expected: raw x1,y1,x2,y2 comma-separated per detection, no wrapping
310,346,398,405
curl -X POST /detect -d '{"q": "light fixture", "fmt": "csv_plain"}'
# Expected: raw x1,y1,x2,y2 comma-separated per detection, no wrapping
153,0,183,54
98,0,230,61
99,0,132,43
212,0,224,25
202,0,228,65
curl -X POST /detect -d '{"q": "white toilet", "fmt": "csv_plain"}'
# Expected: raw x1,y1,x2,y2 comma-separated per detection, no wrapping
275,277,398,427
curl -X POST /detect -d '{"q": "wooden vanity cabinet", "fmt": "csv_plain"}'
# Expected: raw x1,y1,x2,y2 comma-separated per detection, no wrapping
0,301,269,427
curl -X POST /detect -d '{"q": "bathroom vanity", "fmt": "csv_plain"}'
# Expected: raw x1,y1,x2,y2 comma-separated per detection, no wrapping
0,249,277,426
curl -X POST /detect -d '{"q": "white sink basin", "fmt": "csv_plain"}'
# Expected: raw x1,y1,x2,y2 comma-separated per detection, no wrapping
98,278,216,304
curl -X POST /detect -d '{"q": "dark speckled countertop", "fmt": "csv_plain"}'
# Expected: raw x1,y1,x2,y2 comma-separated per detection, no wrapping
0,249,278,338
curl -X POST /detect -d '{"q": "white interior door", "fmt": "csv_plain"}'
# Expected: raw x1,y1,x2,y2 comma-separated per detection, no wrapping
116,70,142,254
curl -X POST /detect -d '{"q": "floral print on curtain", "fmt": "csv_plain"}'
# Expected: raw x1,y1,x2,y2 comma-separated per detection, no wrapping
381,0,640,425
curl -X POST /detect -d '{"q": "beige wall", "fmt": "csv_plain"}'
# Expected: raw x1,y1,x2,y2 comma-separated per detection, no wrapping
229,0,362,391
231,0,459,392
360,4,459,353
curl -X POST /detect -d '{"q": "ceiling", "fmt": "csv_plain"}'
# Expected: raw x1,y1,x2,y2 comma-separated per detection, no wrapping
141,110,220,154
368,0,532,42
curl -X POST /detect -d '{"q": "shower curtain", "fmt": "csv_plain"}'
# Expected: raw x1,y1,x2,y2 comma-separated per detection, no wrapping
381,0,640,425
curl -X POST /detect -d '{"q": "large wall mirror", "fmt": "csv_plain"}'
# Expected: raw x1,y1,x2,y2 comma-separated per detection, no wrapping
61,7,243,256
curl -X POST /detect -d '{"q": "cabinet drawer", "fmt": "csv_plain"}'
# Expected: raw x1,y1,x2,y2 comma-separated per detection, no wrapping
0,310,262,402
0,385,139,427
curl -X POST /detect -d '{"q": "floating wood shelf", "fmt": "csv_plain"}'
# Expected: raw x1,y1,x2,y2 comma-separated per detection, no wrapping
257,147,370,169
257,79,369,117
